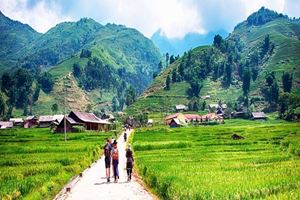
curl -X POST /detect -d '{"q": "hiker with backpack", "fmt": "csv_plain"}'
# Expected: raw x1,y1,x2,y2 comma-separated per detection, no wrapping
112,140,119,183
103,138,113,182
124,132,127,142
126,145,134,181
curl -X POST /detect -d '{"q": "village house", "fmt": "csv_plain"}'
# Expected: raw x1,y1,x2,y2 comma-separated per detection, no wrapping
24,116,38,128
0,121,13,129
165,113,187,125
147,119,153,127
169,118,186,128
68,111,111,131
55,116,81,133
175,105,188,112
251,112,267,120
38,115,55,128
9,118,24,126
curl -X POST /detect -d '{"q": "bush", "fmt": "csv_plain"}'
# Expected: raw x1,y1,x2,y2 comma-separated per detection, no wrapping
72,126,86,133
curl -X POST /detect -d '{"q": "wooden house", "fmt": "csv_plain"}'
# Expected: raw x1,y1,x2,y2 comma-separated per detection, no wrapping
55,116,81,133
9,118,24,126
0,121,13,129
68,111,111,131
165,113,187,125
38,115,55,128
251,112,267,120
169,118,185,128
175,105,188,112
24,116,38,128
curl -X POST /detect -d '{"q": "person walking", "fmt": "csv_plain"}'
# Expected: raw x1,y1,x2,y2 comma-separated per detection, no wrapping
126,145,134,181
124,131,127,142
103,138,112,182
112,140,119,183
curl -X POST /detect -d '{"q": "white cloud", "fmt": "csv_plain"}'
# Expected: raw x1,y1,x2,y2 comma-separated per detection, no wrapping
0,0,72,33
0,0,299,38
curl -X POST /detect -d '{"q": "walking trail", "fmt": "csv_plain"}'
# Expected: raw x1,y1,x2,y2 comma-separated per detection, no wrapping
56,130,154,200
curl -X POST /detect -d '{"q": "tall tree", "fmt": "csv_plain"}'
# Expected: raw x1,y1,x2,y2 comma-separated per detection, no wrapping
282,72,293,93
242,68,251,96
169,55,175,64
188,80,202,97
165,76,171,90
0,92,5,117
165,53,169,66
225,62,232,87
213,34,223,48
73,63,81,77
125,86,136,106
158,61,163,72
172,70,177,83
112,96,119,112
51,103,58,114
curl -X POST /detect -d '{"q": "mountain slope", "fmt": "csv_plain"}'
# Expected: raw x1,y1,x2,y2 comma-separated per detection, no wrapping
0,13,161,116
128,7,300,115
0,11,41,70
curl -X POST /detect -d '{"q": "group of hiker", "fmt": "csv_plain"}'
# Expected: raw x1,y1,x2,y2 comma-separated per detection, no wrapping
103,127,133,183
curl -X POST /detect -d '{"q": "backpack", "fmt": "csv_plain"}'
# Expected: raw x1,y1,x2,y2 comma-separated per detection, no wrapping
112,148,119,160
104,145,110,157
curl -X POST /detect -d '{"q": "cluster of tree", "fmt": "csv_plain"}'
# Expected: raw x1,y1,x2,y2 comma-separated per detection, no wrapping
246,7,287,26
74,57,115,91
188,97,206,112
0,68,38,118
80,49,92,58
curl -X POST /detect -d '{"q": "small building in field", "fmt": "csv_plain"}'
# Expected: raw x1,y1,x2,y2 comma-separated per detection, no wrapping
38,115,55,127
251,112,267,120
147,119,153,127
55,116,82,133
175,105,188,112
68,111,111,131
169,118,185,128
9,118,24,126
0,121,13,129
231,111,246,118
24,116,38,128
165,113,187,125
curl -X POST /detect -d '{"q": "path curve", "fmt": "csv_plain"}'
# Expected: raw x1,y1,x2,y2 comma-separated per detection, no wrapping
55,130,154,200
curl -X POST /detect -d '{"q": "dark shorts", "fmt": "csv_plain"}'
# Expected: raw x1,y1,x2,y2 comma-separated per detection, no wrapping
105,157,111,168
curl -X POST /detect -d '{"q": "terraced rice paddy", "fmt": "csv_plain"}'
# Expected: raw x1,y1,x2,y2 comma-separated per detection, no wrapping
133,120,300,199
0,128,112,200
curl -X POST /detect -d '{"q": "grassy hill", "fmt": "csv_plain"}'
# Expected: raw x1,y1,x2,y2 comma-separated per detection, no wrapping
0,11,41,70
0,13,161,117
127,8,300,115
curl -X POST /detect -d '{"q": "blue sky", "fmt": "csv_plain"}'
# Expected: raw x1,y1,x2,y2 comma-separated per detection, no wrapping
1,0,300,38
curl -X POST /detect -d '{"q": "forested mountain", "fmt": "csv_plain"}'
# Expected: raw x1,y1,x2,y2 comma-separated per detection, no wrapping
0,11,41,70
128,7,300,120
0,12,161,117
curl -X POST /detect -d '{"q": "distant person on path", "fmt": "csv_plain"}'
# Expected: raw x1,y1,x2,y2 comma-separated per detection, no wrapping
112,140,119,183
126,145,134,181
124,131,127,142
103,139,112,182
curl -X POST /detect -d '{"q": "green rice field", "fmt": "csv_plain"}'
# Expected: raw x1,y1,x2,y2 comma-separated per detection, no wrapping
0,128,112,200
133,119,300,200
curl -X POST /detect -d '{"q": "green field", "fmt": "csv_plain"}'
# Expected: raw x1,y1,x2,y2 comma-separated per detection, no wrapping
0,128,113,200
133,120,300,199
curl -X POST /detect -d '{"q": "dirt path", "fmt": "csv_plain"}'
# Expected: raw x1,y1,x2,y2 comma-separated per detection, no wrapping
56,130,154,200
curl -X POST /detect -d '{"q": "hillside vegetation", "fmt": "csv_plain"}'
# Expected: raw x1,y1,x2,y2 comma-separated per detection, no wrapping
128,7,300,119
0,13,161,117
